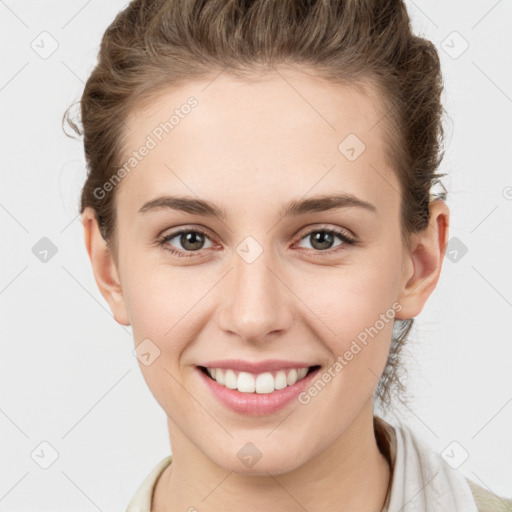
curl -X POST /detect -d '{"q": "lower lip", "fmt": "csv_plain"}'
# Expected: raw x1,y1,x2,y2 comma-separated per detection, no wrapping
196,366,321,416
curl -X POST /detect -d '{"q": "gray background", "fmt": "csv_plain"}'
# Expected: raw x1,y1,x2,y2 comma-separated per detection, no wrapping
1,0,511,509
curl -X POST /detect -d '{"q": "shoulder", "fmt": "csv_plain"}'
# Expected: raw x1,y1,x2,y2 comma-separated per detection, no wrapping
465,478,512,512
374,415,512,512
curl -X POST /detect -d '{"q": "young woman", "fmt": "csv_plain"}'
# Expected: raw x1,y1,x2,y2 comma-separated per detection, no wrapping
65,0,512,510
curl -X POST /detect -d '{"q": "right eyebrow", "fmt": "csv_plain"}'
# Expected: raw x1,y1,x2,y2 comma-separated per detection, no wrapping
138,195,228,220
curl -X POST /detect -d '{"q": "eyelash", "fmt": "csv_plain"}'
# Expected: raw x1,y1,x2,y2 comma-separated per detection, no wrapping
157,226,357,259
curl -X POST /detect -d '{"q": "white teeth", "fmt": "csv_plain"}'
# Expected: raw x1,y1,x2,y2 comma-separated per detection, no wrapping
238,372,255,392
287,368,298,386
205,366,312,394
256,372,275,393
224,369,238,390
274,370,288,390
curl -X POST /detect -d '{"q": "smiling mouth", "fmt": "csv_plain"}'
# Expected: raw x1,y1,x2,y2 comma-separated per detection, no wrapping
198,365,321,394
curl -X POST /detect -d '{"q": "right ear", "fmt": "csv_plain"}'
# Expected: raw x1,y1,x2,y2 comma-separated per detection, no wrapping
81,207,131,326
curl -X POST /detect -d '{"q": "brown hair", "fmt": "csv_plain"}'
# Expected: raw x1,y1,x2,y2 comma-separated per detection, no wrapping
63,0,448,410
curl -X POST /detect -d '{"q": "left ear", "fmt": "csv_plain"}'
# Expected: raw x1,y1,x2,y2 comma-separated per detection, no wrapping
395,199,450,320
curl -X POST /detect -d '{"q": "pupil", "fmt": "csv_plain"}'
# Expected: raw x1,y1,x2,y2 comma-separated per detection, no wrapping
182,232,204,251
311,231,333,250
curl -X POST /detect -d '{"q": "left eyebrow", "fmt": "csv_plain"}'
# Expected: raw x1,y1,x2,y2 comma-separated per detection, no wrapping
137,193,377,219
279,193,377,217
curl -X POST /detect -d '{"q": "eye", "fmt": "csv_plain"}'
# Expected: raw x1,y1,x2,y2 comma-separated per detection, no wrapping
158,228,214,258
295,227,356,254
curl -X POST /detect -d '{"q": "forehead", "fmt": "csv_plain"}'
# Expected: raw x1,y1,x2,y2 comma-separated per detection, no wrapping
116,68,400,218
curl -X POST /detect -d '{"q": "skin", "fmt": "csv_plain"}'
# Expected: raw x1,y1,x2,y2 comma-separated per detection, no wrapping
82,66,449,512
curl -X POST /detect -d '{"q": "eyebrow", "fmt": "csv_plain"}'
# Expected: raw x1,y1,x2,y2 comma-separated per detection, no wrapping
138,193,377,220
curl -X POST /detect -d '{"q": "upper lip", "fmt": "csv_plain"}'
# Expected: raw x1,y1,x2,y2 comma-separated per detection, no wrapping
198,359,319,374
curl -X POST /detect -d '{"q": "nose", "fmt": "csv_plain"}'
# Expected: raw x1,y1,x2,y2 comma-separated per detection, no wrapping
217,243,294,344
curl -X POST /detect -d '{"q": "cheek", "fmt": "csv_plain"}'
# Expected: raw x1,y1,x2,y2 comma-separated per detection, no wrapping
292,269,397,416
289,257,400,392
123,261,225,378
123,268,200,411
125,269,198,344
294,258,399,338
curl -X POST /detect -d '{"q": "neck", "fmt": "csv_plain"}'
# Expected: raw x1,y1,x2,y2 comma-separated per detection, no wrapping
153,401,391,512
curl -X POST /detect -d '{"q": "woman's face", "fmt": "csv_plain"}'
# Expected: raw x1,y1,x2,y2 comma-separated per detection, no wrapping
85,67,446,474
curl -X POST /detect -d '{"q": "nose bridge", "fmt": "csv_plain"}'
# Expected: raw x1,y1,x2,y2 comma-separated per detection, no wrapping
218,237,292,342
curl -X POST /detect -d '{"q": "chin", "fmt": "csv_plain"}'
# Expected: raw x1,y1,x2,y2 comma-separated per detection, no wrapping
214,446,307,476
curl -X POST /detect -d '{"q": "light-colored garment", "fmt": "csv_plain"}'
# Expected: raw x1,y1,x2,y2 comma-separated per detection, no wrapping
126,416,512,511
126,455,172,512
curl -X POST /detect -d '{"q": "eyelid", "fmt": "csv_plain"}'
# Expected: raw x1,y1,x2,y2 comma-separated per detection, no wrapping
160,225,215,240
294,223,355,242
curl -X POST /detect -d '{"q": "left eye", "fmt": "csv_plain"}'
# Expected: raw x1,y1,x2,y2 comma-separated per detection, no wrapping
296,229,355,252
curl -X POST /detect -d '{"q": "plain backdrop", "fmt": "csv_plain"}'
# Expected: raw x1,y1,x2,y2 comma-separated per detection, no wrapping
1,0,511,510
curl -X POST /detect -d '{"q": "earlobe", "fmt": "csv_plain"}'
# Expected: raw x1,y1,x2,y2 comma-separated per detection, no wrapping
395,200,450,320
81,207,131,326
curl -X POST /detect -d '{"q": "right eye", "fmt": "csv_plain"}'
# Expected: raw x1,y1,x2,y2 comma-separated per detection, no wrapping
158,228,215,258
